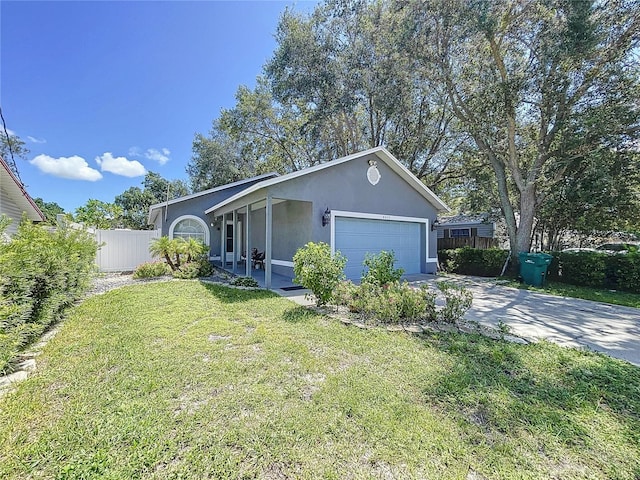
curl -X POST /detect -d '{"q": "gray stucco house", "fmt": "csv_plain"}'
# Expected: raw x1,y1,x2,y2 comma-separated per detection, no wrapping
149,147,449,287
1,155,45,236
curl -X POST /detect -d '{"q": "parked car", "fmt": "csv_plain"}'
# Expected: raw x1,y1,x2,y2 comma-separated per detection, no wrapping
594,243,640,254
562,243,639,254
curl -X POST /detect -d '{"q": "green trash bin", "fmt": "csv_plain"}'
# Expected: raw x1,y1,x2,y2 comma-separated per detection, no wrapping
519,252,553,287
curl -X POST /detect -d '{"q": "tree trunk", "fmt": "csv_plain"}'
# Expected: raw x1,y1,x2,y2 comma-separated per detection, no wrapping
516,184,536,255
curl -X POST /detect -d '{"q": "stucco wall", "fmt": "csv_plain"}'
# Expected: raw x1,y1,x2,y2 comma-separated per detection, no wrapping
266,152,440,269
152,179,269,258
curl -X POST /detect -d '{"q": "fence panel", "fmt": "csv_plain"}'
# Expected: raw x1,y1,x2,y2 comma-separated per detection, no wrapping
95,229,161,272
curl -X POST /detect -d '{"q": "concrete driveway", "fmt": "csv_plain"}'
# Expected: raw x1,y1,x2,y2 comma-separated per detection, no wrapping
405,274,640,366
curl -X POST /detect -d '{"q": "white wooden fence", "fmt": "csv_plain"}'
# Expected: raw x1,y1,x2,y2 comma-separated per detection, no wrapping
94,229,161,272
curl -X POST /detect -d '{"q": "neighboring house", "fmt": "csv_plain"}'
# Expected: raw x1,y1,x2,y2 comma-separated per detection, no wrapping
149,147,449,287
0,156,45,236
435,214,497,249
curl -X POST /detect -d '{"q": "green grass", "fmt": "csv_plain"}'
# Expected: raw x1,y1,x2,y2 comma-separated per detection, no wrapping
503,280,640,308
1,281,639,479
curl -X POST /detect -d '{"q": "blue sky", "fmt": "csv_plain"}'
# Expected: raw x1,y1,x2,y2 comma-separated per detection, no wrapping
1,0,315,212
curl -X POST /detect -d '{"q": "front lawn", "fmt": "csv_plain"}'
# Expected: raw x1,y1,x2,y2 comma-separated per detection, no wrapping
1,281,639,479
504,280,640,308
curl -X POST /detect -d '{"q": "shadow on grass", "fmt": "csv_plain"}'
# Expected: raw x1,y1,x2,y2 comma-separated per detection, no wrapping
282,305,319,323
199,281,278,304
419,333,640,453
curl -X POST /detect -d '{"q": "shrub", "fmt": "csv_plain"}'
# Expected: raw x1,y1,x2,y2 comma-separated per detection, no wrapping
231,276,260,288
609,252,640,293
546,252,561,281
437,281,473,323
172,257,213,279
439,247,509,277
293,242,346,306
557,251,607,287
331,280,358,307
362,250,404,285
133,261,171,278
0,218,98,373
172,262,201,279
346,281,437,323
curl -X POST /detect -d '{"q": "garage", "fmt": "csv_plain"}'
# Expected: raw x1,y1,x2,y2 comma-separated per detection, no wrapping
334,216,423,280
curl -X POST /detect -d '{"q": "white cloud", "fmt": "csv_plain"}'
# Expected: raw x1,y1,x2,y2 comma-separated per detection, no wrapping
95,152,146,177
144,147,171,165
128,146,142,157
30,154,102,181
27,136,47,144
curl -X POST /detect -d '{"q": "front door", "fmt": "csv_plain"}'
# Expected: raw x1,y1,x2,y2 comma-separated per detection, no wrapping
225,221,242,263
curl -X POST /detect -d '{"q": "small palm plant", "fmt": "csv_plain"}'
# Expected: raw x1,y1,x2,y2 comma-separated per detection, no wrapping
149,236,180,271
183,237,207,263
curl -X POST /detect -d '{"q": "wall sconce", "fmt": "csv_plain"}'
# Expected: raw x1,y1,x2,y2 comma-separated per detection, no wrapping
431,219,440,231
322,208,331,227
368,159,377,166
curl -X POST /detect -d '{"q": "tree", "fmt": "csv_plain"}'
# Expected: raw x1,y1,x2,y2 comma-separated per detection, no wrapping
219,79,325,173
114,187,156,230
114,172,191,229
143,171,189,202
0,132,29,179
265,1,468,186
74,199,123,229
187,121,253,191
404,0,640,259
33,198,65,225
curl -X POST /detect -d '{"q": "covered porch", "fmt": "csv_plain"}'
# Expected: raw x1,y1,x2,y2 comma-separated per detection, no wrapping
208,195,314,288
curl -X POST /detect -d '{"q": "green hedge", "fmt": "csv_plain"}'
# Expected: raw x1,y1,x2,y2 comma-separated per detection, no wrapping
555,251,608,288
440,247,640,293
438,247,509,277
551,251,640,292
0,218,98,373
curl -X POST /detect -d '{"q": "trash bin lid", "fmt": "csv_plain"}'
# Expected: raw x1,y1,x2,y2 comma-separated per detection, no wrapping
518,252,553,265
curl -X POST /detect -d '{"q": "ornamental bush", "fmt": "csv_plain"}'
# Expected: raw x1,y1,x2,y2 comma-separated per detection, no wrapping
133,261,171,278
293,242,346,306
231,276,260,288
0,217,98,373
436,281,473,323
338,280,439,323
362,250,404,286
172,257,213,279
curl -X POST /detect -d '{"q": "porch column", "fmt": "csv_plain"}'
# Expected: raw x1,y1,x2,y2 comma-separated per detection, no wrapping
232,209,238,274
265,195,272,288
245,203,251,277
221,213,227,270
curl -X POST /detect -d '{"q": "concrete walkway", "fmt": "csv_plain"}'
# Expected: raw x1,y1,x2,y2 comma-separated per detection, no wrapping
278,275,640,366
461,281,640,366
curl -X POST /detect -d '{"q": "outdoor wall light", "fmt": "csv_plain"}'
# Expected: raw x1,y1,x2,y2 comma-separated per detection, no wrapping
431,219,440,231
368,159,377,166
322,208,331,227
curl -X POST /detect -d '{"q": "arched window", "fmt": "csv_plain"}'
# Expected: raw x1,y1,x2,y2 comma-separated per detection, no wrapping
169,215,209,245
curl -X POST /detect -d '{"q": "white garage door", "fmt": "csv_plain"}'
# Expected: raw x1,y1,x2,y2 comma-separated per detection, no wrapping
334,217,422,280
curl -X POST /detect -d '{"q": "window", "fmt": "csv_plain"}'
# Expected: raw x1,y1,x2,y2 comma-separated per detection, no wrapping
169,216,209,245
450,228,471,238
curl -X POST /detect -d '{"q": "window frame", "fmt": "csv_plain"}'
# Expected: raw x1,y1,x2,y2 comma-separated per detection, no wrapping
449,228,471,238
168,215,210,245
